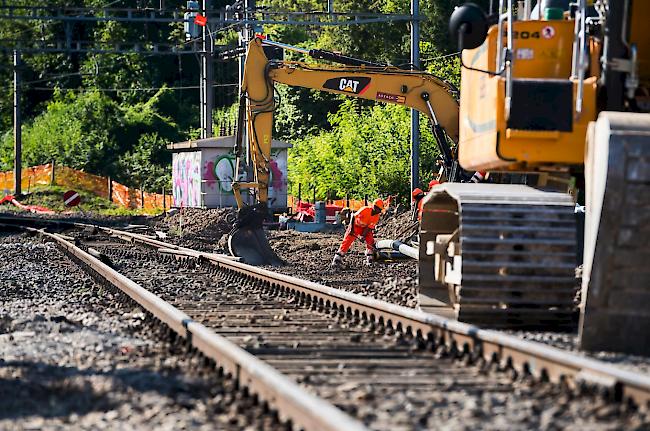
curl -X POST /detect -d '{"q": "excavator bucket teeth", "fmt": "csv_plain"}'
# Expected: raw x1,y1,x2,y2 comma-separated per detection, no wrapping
227,204,284,267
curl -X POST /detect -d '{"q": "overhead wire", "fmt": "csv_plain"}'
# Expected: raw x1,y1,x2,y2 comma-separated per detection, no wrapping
30,83,238,92
421,51,461,62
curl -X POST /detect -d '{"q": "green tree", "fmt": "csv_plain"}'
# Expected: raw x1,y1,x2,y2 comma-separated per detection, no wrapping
288,99,443,203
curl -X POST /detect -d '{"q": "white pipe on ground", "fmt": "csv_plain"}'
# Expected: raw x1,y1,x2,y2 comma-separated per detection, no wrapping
375,239,419,260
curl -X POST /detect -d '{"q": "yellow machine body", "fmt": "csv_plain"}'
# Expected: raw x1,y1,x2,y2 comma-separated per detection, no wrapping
630,0,650,97
458,20,597,171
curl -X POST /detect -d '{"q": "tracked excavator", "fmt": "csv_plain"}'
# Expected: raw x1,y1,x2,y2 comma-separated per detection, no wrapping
230,0,650,355
428,0,650,353
228,36,465,266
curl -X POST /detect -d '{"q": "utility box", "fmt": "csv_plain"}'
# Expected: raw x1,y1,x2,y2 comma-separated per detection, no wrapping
167,136,291,210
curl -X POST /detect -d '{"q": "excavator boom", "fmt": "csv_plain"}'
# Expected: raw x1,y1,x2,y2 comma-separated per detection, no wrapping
229,37,462,265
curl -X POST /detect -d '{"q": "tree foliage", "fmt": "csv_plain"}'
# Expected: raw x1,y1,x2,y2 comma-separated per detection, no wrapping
0,88,178,190
0,0,487,197
288,99,445,202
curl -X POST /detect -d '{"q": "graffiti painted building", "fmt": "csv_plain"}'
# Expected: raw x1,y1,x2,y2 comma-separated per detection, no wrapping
167,136,291,209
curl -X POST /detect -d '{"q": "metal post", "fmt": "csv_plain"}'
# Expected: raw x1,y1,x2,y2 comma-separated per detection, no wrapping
13,50,21,196
410,0,420,192
200,0,213,139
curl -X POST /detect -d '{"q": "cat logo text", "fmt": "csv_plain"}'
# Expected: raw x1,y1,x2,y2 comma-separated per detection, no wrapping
323,77,371,95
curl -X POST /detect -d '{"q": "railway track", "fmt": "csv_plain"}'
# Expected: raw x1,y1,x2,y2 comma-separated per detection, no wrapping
2,214,650,430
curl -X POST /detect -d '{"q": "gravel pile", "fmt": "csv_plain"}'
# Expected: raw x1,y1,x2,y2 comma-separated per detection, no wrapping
374,209,417,240
0,232,281,430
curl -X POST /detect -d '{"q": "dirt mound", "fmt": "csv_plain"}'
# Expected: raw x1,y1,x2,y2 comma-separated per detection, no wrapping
155,208,235,236
153,208,236,251
375,209,417,240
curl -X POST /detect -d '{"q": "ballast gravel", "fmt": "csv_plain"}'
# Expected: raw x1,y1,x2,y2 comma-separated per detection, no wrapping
94,241,650,431
0,233,281,430
148,209,650,377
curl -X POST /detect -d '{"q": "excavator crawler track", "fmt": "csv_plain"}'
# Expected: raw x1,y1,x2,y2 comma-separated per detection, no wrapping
456,203,578,329
419,184,579,330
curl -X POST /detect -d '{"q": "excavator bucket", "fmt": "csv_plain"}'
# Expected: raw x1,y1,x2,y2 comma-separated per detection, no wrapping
228,204,284,266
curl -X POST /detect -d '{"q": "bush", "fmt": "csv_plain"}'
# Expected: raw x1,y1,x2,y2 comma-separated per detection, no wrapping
0,88,176,191
288,99,444,203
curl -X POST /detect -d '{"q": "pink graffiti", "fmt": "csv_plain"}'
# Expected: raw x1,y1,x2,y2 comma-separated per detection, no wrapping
203,160,216,189
269,159,285,191
172,153,202,207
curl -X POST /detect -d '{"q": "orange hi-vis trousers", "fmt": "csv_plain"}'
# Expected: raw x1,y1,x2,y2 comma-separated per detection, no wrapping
337,224,375,255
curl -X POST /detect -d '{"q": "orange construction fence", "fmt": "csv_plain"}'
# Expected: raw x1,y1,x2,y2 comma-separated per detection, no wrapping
0,164,172,211
287,195,368,212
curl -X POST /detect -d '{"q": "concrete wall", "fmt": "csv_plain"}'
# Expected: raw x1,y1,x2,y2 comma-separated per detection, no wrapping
170,137,289,210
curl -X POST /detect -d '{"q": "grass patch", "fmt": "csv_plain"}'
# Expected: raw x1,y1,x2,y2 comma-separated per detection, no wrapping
1,185,162,216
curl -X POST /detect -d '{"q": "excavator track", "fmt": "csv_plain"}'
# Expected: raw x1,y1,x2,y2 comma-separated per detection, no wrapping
419,184,579,330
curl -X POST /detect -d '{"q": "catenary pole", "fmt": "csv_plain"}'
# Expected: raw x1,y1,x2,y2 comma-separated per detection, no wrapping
410,0,420,193
13,50,21,196
200,0,213,138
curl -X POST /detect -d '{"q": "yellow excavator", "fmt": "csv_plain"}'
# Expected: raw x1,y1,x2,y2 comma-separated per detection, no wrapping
230,0,650,355
428,0,649,353
228,36,464,266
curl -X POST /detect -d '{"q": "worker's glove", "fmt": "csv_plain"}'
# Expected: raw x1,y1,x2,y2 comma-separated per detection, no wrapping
331,253,344,268
361,227,371,238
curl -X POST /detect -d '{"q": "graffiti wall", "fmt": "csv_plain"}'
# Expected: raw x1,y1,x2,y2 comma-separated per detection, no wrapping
201,148,288,208
172,151,202,207
169,136,290,209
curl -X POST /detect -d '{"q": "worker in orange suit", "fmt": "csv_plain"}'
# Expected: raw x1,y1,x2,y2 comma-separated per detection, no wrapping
411,188,425,221
411,179,441,222
331,198,385,268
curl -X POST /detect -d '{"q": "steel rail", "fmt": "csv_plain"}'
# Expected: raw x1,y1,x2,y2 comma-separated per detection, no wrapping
2,214,649,408
21,226,368,431
96,225,650,409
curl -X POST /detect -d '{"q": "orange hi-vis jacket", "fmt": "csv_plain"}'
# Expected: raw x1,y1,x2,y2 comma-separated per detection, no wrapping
353,206,380,230
337,205,380,255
